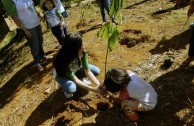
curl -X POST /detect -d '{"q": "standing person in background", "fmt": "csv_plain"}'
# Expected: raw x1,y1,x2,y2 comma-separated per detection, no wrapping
183,0,194,65
40,0,68,45
96,0,118,25
1,0,52,72
53,0,68,18
53,32,102,98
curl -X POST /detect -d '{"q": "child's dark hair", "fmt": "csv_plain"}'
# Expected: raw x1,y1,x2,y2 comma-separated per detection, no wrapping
104,68,131,93
53,32,83,77
42,0,55,11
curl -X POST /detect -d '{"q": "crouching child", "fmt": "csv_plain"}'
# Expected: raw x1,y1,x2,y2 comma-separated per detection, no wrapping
103,68,157,121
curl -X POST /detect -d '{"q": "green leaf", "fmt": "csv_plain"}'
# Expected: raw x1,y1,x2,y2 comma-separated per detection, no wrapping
120,14,124,25
108,27,119,50
97,25,105,38
114,0,119,12
102,25,109,41
109,0,115,17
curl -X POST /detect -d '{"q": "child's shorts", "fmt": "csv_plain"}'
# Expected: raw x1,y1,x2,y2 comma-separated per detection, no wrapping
121,99,154,113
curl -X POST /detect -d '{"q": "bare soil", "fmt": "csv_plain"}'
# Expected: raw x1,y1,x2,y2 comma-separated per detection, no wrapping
0,0,194,126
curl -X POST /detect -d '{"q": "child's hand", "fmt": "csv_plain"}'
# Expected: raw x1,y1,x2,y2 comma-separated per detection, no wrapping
99,85,108,96
60,21,66,29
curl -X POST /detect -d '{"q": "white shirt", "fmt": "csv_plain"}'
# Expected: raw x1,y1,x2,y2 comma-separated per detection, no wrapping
12,0,40,29
44,8,60,27
127,71,157,108
54,0,65,13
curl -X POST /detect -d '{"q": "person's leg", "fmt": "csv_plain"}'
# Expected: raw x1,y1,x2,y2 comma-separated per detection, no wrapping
121,99,152,121
36,25,45,59
121,99,148,112
97,0,107,22
75,64,100,79
63,24,68,38
104,0,118,24
51,25,64,45
55,76,77,95
27,27,42,65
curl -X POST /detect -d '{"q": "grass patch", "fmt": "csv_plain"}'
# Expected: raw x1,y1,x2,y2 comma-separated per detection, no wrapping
0,31,16,51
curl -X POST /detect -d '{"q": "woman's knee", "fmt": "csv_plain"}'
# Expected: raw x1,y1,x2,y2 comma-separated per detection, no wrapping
65,81,77,94
89,64,100,76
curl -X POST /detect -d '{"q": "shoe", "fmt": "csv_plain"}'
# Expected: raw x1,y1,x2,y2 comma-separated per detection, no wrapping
83,78,91,85
42,55,53,62
102,22,106,25
36,63,44,72
44,55,53,60
112,21,119,25
64,92,73,98
98,21,106,26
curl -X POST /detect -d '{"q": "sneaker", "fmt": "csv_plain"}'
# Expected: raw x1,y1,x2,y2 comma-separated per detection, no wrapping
64,92,73,98
36,63,44,72
83,78,91,85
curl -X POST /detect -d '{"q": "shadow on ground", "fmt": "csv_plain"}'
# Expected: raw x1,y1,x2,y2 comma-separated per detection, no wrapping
0,60,53,109
25,88,98,126
138,65,194,125
150,28,191,54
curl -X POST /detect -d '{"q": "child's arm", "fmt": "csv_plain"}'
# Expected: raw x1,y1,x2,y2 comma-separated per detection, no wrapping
84,69,100,87
56,9,66,28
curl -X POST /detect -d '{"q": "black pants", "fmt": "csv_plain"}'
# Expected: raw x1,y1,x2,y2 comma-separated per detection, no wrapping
51,25,68,45
189,27,194,57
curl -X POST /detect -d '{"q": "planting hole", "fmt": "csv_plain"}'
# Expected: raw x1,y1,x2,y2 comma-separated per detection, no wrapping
96,102,110,111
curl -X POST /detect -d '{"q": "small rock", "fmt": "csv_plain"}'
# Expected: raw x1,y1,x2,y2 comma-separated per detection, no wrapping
44,88,51,94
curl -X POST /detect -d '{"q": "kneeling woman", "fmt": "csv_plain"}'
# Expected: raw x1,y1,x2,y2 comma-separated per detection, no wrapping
53,32,101,98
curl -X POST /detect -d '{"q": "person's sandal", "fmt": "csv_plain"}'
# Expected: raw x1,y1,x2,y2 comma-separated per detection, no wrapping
42,55,53,62
44,55,53,60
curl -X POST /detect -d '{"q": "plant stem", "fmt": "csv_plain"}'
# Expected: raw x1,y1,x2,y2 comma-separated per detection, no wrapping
104,42,109,79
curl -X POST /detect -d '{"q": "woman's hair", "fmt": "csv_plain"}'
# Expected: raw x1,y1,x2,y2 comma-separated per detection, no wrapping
104,68,131,93
53,32,83,77
42,0,55,11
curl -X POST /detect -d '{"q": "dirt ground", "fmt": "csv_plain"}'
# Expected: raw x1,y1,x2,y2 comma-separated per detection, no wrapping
0,0,194,126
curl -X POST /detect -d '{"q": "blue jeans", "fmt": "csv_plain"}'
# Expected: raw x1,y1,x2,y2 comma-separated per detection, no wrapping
55,64,100,94
51,25,68,45
97,0,114,22
27,25,45,65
